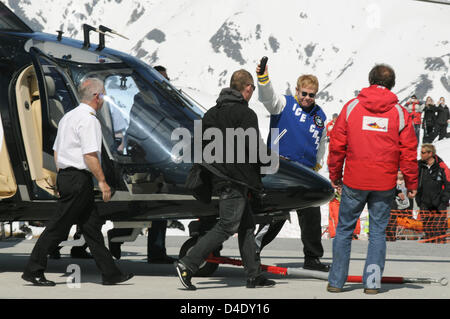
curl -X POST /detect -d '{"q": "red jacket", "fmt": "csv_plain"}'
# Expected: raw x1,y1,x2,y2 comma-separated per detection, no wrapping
405,101,422,125
328,85,418,191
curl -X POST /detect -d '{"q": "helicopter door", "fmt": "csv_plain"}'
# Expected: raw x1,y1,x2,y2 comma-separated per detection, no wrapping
16,48,79,200
0,112,17,199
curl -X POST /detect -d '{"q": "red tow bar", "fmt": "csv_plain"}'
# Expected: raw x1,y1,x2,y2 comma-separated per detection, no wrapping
206,256,448,286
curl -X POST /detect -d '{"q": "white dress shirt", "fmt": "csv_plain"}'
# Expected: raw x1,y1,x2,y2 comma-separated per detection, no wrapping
53,103,102,171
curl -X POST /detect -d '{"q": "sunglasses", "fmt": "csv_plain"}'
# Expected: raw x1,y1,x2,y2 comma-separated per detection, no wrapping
94,92,105,99
301,91,316,98
421,151,430,154
248,84,256,90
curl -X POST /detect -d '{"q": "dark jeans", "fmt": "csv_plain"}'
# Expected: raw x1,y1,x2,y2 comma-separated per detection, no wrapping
328,185,395,289
413,124,421,143
181,185,261,279
255,206,324,258
24,169,122,279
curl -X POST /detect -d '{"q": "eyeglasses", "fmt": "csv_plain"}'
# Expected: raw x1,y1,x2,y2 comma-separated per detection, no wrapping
421,151,430,154
248,84,256,90
301,91,316,98
94,92,105,99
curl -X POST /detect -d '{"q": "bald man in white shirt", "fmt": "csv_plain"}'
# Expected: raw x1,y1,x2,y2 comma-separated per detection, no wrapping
22,78,133,286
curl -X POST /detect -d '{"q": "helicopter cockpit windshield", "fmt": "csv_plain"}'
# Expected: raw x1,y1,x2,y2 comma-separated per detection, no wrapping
60,61,202,166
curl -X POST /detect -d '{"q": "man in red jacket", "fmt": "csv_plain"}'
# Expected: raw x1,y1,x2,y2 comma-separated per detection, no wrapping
327,64,418,294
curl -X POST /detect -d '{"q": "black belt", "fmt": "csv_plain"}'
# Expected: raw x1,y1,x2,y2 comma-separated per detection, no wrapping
59,167,92,176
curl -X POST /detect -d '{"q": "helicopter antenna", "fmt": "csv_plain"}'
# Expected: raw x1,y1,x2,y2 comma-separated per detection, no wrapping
82,24,110,49
99,25,130,40
96,25,129,51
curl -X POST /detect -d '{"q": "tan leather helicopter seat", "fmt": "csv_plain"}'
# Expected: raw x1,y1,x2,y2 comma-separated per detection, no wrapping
15,66,57,197
0,125,17,199
45,76,65,129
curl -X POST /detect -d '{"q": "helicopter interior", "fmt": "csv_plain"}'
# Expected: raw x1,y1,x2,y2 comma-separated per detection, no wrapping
0,123,16,199
11,57,188,201
15,65,58,197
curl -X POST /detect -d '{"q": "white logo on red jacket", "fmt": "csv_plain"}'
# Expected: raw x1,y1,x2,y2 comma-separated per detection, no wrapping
362,116,389,132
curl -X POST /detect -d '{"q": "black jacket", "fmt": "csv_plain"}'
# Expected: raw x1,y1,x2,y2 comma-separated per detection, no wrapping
435,104,450,125
416,155,450,209
201,88,263,191
422,104,436,129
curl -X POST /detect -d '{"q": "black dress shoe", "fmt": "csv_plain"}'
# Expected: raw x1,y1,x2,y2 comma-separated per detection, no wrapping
102,273,134,285
303,257,330,272
246,275,276,288
22,273,56,287
147,255,176,264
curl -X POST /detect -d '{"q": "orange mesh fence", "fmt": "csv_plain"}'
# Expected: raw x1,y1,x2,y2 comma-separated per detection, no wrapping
388,210,449,243
324,209,449,244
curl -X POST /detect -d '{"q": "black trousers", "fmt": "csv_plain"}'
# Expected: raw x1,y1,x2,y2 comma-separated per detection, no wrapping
24,169,122,279
422,126,436,144
181,185,261,279
147,220,168,258
437,124,447,140
256,206,324,258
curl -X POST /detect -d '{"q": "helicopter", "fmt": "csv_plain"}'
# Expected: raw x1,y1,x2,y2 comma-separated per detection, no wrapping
0,3,333,274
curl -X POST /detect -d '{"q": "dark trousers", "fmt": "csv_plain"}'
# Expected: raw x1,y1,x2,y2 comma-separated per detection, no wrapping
256,206,324,258
181,185,261,279
24,169,122,279
422,126,436,143
49,226,88,255
147,220,168,258
437,124,447,140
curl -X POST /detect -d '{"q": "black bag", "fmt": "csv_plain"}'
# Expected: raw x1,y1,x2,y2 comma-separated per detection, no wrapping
184,164,212,204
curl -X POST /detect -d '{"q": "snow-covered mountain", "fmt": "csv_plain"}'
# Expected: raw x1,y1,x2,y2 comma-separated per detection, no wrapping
6,0,450,122
5,0,450,238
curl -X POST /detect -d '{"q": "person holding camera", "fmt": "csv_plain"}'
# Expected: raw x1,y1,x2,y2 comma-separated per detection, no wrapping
405,94,423,143
422,96,437,143
435,97,450,140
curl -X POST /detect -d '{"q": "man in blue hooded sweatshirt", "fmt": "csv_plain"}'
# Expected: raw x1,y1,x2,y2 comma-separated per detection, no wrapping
255,62,329,272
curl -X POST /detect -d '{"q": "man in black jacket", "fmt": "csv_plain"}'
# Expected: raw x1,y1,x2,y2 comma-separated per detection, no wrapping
435,97,450,140
422,97,437,144
174,69,276,290
416,144,450,243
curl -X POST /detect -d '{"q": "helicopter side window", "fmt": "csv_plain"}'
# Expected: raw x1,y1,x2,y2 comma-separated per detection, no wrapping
102,75,138,155
34,60,79,159
40,64,78,129
64,62,194,166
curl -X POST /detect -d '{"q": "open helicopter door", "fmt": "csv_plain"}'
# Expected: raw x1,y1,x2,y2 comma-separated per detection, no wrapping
14,47,79,200
0,111,17,199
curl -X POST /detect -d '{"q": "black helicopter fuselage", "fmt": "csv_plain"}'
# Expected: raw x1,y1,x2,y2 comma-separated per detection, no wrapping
0,4,333,223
